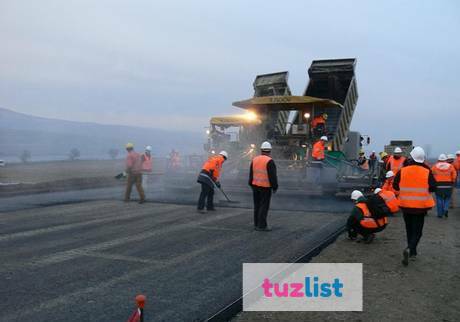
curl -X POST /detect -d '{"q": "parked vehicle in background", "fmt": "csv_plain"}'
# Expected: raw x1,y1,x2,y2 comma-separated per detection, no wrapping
0,160,6,167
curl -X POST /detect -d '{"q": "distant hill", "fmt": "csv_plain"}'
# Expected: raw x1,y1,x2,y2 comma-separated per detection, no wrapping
0,107,204,161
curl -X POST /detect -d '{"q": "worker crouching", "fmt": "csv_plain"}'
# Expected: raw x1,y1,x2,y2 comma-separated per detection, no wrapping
196,151,228,213
249,141,278,231
347,190,388,243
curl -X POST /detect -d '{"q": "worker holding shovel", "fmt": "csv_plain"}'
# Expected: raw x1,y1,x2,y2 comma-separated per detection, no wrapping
196,151,228,213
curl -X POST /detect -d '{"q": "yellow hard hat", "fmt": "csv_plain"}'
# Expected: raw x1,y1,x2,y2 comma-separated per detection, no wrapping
125,143,134,149
379,151,388,158
359,149,365,154
322,113,328,119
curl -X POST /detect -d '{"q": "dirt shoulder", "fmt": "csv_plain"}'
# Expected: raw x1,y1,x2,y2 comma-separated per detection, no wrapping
235,207,460,322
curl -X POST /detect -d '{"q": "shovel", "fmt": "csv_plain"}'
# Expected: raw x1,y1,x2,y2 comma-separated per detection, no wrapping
214,183,240,204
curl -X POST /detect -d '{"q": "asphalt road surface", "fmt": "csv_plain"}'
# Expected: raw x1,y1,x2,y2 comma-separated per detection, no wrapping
0,192,347,322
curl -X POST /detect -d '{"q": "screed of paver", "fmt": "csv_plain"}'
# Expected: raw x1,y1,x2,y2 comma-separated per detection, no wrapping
234,208,460,322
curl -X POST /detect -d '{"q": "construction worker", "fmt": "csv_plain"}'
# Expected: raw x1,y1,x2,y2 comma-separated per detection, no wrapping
312,136,328,161
347,190,388,243
311,113,328,138
374,188,400,214
382,171,397,195
169,149,180,171
393,146,436,266
431,154,457,218
124,143,146,203
378,152,390,184
357,150,369,171
386,147,406,174
369,151,377,173
196,151,228,213
141,146,153,187
248,141,278,231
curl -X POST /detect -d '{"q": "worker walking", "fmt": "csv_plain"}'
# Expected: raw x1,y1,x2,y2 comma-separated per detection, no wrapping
124,143,146,204
393,146,436,266
196,151,228,213
357,150,369,171
369,151,377,173
249,141,278,231
378,152,390,185
386,147,406,174
431,154,457,218
312,136,328,161
347,190,388,243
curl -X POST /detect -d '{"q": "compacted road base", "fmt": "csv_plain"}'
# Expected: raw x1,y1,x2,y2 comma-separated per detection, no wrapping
235,206,460,322
0,200,346,322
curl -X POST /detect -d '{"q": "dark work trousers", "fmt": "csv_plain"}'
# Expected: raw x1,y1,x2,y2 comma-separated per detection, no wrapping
403,212,426,256
124,173,145,201
197,183,214,210
252,186,272,228
346,215,385,238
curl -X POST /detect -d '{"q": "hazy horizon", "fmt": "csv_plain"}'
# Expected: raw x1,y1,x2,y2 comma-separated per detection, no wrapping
1,0,459,156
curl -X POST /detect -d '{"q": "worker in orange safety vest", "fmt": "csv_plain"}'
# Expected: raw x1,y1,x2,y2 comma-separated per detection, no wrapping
312,136,328,161
431,154,457,218
393,146,436,266
374,188,400,214
386,147,407,174
196,151,228,213
248,141,278,231
346,190,388,243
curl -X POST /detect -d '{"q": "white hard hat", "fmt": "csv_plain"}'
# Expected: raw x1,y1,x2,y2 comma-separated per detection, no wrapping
410,146,425,163
145,145,152,152
438,154,447,161
447,154,455,160
219,151,228,159
456,150,460,155
260,141,272,151
351,190,363,201
394,147,402,153
374,188,382,194
386,171,395,178
320,136,328,141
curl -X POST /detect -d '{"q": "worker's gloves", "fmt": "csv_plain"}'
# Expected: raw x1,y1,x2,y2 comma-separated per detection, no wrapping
215,181,221,188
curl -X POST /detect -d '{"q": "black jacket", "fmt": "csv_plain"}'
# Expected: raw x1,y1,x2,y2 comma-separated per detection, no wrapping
248,157,278,191
393,160,436,213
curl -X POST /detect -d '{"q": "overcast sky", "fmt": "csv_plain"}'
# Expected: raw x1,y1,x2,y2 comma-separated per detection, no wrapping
1,0,459,156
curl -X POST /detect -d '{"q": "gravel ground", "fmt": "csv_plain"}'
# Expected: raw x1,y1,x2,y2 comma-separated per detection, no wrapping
234,205,460,322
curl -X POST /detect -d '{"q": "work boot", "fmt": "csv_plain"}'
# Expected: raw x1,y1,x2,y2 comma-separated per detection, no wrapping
402,248,410,266
138,200,146,204
207,208,217,211
445,211,448,218
409,254,417,261
197,209,206,214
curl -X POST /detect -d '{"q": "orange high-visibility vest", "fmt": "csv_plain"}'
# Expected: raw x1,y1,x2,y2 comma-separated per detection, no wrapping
356,202,388,228
311,115,326,128
382,178,398,195
141,154,152,172
388,156,406,174
312,140,325,160
398,165,435,209
252,155,272,188
378,190,400,213
202,155,225,180
431,162,457,186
